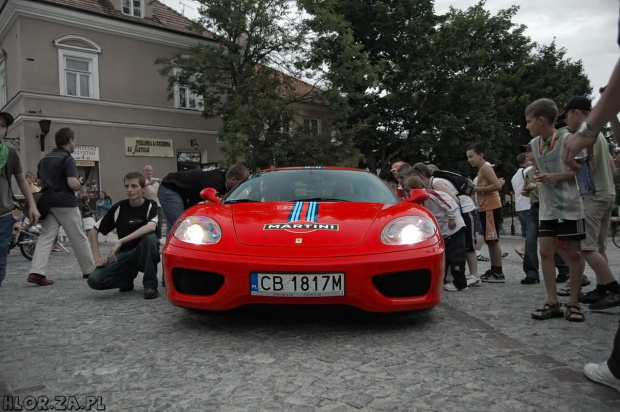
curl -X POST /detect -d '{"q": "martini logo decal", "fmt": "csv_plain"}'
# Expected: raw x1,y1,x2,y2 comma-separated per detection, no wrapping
263,201,339,233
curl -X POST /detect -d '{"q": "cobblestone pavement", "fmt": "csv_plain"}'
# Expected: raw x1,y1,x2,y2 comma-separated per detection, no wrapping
1,235,620,411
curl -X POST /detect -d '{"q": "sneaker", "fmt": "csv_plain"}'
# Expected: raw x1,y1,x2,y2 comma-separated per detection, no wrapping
481,269,505,283
579,289,606,304
588,292,620,311
443,284,468,292
583,361,620,393
521,277,540,285
467,276,481,287
556,273,569,283
581,275,592,287
480,269,493,281
144,288,159,299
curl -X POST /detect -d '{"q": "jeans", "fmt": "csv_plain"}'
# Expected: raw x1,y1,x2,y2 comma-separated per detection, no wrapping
523,208,539,279
87,233,160,290
158,185,186,239
0,213,15,288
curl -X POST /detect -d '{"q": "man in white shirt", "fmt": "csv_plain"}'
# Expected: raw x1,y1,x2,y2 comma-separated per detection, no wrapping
143,165,162,239
511,153,532,257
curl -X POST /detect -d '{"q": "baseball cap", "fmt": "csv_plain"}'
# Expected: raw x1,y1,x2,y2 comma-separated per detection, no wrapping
0,112,14,127
390,161,405,172
558,96,591,117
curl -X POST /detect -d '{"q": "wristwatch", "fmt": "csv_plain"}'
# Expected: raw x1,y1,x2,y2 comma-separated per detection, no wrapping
577,122,598,138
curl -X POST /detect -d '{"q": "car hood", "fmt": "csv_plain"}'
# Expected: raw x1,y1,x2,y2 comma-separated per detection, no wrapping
231,201,385,247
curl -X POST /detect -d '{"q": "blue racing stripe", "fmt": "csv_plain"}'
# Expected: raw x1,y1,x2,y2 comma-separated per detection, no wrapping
306,201,319,222
288,201,303,222
305,201,314,222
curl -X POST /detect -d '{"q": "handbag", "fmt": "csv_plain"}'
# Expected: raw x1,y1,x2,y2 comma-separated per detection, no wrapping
33,189,54,220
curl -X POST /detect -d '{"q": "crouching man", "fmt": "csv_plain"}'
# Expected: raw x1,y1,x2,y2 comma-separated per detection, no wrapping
87,172,160,299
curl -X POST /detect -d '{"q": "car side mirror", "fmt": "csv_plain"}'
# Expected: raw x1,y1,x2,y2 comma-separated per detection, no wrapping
405,189,429,203
200,188,221,204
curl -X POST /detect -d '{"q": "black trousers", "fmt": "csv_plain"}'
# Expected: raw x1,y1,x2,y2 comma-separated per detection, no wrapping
445,228,467,290
609,321,620,379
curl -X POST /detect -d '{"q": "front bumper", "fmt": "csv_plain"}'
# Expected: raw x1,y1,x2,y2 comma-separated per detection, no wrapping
164,245,444,313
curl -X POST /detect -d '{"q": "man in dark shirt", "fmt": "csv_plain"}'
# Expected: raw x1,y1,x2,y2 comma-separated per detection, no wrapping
87,172,160,299
27,128,95,286
157,163,249,238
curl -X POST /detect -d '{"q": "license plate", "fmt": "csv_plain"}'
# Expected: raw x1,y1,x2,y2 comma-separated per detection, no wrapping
250,272,345,297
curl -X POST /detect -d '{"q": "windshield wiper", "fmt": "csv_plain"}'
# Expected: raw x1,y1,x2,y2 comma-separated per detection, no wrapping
295,198,350,202
223,199,259,204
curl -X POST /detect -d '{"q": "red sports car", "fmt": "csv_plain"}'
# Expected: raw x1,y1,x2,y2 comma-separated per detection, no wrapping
163,167,444,312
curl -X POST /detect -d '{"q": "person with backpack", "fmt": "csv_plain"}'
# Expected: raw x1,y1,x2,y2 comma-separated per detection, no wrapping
403,175,468,292
411,162,481,287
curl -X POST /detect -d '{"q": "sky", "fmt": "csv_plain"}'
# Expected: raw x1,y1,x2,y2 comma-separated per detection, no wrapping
162,0,619,103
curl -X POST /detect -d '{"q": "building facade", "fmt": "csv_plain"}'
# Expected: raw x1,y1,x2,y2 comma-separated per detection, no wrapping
0,0,330,203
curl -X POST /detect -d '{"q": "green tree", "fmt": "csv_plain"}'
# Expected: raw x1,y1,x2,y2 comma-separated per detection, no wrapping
300,1,592,180
156,0,353,170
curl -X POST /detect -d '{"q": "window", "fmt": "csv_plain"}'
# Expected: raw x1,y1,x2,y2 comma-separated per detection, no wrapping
64,57,92,98
0,55,6,109
304,118,321,135
122,0,143,17
174,69,203,110
55,36,101,100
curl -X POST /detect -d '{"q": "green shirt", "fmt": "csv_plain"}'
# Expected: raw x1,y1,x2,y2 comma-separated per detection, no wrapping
0,145,23,216
590,133,615,196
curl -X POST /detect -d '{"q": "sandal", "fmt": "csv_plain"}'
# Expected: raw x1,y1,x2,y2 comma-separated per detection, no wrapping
558,286,571,296
477,254,489,262
531,302,563,320
501,252,509,257
514,249,525,259
565,304,585,322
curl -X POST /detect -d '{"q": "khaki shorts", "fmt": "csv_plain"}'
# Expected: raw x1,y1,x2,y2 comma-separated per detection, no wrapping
581,194,615,252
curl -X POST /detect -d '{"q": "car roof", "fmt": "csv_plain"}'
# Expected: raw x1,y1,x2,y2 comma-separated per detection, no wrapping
258,166,365,172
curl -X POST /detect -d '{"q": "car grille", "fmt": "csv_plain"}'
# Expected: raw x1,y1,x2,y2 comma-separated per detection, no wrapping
173,268,224,296
372,270,431,297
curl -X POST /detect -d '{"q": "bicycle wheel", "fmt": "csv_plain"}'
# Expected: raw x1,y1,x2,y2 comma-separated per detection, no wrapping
18,231,38,260
613,225,620,249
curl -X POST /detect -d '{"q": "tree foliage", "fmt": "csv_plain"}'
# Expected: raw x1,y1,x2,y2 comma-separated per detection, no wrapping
299,0,592,181
156,0,354,170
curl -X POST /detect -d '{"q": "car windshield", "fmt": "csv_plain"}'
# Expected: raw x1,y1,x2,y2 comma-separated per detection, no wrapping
223,169,399,204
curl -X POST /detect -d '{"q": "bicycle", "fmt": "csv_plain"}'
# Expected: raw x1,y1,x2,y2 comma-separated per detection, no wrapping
612,216,620,249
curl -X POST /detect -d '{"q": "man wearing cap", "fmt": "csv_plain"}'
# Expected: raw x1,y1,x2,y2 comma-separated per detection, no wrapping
0,112,40,288
559,96,619,311
390,161,407,201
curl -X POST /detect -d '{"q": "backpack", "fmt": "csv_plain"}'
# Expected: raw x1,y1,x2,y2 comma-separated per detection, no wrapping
431,170,475,197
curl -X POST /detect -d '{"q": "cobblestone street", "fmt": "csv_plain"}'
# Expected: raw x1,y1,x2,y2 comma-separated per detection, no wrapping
1,235,620,411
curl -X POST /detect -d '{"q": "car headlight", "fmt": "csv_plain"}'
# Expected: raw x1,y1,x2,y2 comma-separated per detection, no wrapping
380,216,437,245
173,216,222,245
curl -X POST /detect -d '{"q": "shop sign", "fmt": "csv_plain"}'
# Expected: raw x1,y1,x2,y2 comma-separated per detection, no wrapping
125,137,174,157
73,145,99,161
76,160,96,167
